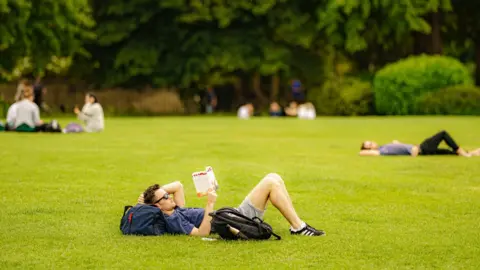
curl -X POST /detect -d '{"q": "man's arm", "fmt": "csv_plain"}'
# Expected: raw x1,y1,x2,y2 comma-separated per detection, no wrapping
161,181,185,207
359,150,381,156
190,191,216,237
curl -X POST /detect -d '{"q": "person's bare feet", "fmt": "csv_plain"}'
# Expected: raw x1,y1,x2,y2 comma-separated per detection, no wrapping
457,148,472,157
469,148,480,156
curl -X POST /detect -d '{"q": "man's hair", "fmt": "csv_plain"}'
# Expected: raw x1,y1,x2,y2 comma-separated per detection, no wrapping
360,142,368,150
143,184,161,204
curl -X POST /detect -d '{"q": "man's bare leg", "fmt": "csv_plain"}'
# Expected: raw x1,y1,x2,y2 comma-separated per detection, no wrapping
245,173,304,230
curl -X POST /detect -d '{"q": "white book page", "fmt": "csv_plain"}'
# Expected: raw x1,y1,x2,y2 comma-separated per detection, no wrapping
192,166,218,197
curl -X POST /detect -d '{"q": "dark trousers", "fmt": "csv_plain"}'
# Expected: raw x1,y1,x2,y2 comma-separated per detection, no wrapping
419,130,460,155
35,124,49,132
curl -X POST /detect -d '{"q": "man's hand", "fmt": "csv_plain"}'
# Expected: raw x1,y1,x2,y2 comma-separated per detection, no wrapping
207,190,217,204
74,106,80,114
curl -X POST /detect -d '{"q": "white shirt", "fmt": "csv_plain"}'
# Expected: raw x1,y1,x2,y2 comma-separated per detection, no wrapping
297,105,316,120
78,103,105,132
237,106,250,119
14,99,41,128
6,102,18,124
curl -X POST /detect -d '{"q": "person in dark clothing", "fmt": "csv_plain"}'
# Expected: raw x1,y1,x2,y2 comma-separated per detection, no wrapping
204,87,217,114
359,130,479,157
269,101,284,117
33,77,46,111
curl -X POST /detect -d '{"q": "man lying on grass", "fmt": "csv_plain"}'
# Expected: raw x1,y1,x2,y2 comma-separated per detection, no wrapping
137,173,325,237
359,130,480,157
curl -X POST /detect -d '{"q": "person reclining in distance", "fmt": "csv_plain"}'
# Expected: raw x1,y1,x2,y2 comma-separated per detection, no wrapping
359,130,480,157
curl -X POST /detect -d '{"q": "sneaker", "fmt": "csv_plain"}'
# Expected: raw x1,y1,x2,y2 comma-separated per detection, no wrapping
290,224,325,236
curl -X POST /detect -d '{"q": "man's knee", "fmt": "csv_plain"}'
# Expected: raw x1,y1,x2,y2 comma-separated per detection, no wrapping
262,173,284,187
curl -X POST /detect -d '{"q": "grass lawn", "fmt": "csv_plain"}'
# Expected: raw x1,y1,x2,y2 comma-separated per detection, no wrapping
1,116,479,269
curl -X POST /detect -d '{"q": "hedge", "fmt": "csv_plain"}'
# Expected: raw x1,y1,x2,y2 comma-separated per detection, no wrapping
416,85,480,115
374,54,473,115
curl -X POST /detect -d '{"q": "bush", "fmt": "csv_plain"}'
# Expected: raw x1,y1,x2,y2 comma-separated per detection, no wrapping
374,54,473,115
416,85,480,115
308,77,374,116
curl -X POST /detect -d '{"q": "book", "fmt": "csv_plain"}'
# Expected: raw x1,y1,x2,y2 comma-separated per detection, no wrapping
192,166,219,197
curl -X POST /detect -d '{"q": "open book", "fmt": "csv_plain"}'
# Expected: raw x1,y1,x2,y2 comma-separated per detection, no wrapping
192,166,219,197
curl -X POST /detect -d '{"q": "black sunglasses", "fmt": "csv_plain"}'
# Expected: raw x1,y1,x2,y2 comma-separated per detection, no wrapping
152,192,169,204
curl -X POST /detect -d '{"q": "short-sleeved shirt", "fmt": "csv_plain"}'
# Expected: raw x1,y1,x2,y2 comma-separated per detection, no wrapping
378,143,414,155
163,207,204,235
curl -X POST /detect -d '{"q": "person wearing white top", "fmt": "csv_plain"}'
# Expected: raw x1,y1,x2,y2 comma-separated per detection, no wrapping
297,102,316,120
13,86,43,130
237,103,254,119
73,93,105,132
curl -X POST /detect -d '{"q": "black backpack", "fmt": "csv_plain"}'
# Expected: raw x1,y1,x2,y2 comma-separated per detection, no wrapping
209,207,281,240
120,204,166,235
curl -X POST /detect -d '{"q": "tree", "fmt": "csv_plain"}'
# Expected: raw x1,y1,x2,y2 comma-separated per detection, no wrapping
0,0,95,79
316,0,453,69
449,0,480,85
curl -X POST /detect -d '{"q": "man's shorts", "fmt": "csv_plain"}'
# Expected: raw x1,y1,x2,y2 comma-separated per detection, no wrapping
236,198,265,219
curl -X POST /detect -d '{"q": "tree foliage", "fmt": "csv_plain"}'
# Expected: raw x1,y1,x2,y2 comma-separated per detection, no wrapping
0,0,95,79
316,0,452,53
1,0,478,93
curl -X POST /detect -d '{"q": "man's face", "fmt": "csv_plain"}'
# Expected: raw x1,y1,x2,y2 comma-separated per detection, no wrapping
153,188,176,211
363,140,378,150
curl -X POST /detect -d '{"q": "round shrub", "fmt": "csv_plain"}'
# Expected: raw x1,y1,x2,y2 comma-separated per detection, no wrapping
308,77,374,116
374,54,473,115
416,85,480,115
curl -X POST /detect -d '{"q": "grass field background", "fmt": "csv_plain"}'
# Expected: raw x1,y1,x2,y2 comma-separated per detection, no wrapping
1,116,479,269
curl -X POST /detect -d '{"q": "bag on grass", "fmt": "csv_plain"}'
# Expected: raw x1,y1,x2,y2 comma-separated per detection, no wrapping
209,207,281,240
120,204,166,235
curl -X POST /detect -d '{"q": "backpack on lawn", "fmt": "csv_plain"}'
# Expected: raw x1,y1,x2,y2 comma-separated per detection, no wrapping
120,204,166,235
209,207,281,240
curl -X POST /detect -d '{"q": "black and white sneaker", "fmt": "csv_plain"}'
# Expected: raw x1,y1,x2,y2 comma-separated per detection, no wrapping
290,224,325,236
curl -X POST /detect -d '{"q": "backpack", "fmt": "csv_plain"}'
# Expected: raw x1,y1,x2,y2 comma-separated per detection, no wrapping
209,207,281,240
120,204,166,235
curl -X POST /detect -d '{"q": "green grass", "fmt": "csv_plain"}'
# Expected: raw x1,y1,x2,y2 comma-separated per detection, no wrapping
1,116,479,269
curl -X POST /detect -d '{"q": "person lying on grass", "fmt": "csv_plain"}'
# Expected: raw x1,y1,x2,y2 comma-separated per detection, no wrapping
359,130,480,157
137,173,325,237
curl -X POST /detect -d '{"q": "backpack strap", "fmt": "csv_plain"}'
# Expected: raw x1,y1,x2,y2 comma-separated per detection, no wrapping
252,217,281,240
123,205,133,216
210,208,281,240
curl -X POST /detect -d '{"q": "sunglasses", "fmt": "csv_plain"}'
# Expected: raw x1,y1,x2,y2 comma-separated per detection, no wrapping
152,192,169,204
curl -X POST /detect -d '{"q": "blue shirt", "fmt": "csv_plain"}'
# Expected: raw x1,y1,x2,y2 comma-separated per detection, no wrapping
163,207,204,235
378,143,414,156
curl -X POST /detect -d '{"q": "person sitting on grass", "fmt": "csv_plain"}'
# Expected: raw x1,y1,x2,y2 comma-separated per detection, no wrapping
237,103,254,119
11,85,60,132
269,101,284,117
137,173,325,237
359,130,480,157
64,93,104,133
